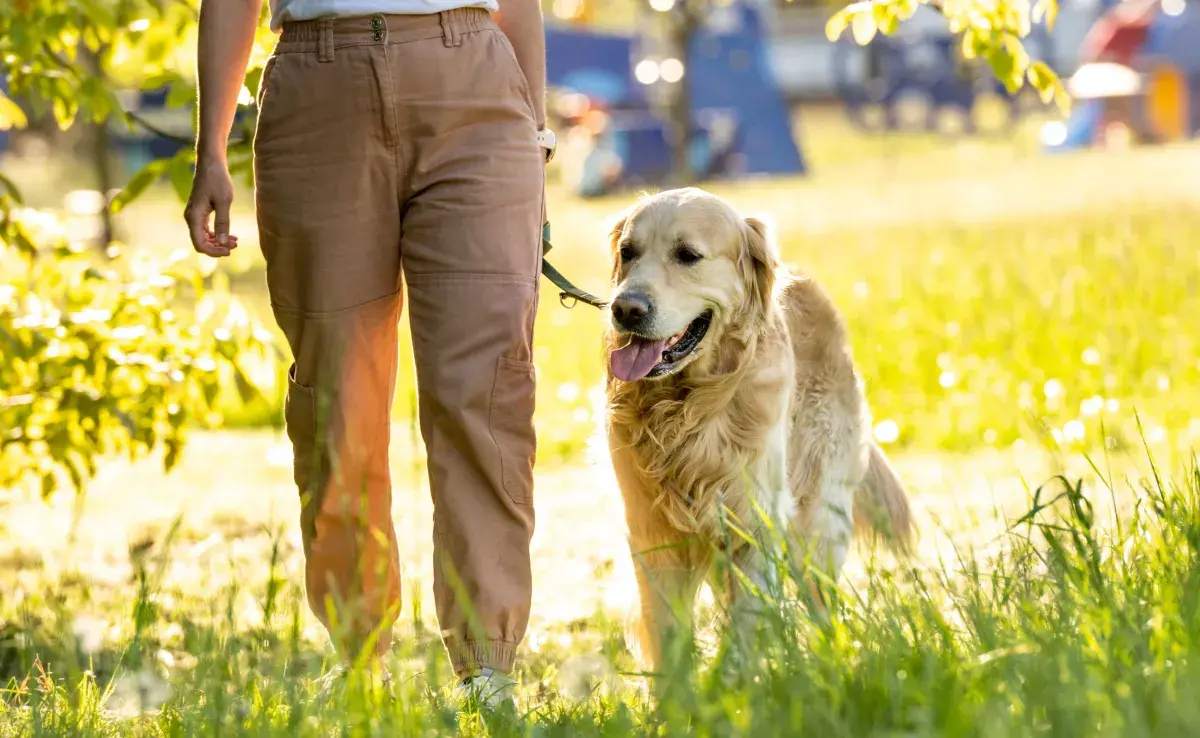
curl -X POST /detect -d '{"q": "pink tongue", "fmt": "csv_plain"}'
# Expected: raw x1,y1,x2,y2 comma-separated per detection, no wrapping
609,337,670,382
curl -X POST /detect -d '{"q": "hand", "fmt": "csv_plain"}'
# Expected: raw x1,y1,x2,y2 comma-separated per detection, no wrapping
184,153,239,258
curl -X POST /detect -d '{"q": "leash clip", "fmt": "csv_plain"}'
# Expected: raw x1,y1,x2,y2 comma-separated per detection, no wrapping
541,221,609,311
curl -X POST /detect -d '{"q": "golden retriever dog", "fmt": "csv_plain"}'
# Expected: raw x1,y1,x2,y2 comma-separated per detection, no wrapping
603,188,913,671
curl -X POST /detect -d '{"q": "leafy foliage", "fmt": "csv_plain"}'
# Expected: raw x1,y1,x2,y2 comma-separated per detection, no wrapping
0,0,276,190
0,0,194,131
0,2,279,499
826,0,1070,112
0,202,276,498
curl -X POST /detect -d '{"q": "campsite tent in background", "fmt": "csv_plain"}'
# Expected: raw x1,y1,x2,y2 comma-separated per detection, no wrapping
542,1,805,197
1047,0,1200,151
544,27,641,109
686,3,805,176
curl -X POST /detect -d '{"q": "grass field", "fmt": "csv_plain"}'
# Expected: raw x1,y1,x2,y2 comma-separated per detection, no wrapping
5,110,1200,735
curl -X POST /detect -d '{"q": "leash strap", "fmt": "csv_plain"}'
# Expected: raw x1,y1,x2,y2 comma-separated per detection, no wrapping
540,222,608,310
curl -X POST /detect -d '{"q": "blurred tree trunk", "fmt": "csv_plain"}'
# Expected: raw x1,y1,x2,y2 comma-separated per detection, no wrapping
663,1,704,187
80,46,117,254
87,120,117,251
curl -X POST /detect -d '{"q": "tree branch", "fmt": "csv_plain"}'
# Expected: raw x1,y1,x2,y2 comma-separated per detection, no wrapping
39,40,249,148
123,109,195,146
40,42,83,80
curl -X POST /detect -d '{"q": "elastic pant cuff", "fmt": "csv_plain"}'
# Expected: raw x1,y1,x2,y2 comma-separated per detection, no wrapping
446,639,517,677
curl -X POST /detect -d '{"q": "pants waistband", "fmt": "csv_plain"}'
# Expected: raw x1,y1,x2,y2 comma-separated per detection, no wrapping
277,8,494,55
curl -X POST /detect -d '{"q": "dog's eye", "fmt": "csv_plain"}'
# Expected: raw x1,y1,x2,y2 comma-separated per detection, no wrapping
674,245,703,265
619,244,638,262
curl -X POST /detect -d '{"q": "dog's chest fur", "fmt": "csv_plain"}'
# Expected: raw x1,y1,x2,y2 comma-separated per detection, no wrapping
607,315,795,540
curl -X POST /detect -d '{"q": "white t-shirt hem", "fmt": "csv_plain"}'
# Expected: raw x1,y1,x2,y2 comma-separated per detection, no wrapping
269,0,499,32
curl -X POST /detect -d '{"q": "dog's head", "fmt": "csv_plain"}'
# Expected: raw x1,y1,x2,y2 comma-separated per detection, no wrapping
606,188,778,382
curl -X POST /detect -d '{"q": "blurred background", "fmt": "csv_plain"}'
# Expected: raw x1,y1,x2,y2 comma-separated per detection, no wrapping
6,0,1196,445
3,0,1200,712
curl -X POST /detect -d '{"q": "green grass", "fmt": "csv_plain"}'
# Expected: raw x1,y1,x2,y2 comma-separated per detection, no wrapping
6,112,1200,734
4,448,1200,735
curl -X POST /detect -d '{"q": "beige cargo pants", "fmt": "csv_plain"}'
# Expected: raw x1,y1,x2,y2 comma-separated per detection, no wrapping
253,8,542,676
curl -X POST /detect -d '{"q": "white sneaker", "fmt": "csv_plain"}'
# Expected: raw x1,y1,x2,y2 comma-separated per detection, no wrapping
456,668,517,710
313,664,347,701
313,663,393,703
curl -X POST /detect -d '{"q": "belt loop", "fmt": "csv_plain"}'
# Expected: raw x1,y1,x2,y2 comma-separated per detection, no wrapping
439,11,461,47
318,18,334,62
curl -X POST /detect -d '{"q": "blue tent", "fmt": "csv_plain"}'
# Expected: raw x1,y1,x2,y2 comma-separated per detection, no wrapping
545,26,643,108
545,1,805,195
685,3,805,175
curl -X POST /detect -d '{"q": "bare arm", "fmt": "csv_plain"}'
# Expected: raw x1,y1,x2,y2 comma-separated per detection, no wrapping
196,0,260,160
184,0,261,256
497,0,547,130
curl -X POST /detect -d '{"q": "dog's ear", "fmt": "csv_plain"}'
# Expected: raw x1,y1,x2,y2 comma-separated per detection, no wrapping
608,213,629,284
742,216,778,317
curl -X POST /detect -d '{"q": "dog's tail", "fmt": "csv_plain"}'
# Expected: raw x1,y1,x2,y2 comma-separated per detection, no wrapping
854,442,915,554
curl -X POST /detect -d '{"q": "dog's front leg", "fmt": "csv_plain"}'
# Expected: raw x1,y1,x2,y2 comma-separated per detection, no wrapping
610,440,710,675
710,534,782,676
718,422,790,648
628,539,709,675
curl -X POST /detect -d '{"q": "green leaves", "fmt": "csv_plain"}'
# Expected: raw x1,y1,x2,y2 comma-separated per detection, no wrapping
0,183,36,256
826,0,908,43
167,149,197,202
109,158,170,214
826,1,870,43
987,33,1030,93
1032,0,1058,31
827,0,1072,113
0,0,266,208
875,0,902,36
0,204,279,499
1027,59,1070,114
852,9,878,45
961,27,986,60
0,173,22,203
234,365,263,406
0,10,274,501
0,90,27,130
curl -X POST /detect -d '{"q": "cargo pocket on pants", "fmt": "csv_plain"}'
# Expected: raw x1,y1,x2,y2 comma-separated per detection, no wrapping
489,358,537,506
285,363,319,503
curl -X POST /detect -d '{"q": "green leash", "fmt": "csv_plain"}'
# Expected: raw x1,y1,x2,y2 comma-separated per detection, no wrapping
540,222,608,310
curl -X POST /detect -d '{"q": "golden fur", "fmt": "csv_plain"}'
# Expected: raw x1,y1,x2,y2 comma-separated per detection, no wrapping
603,188,913,670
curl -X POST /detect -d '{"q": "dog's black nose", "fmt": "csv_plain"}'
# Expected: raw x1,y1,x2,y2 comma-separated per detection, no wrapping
611,292,652,331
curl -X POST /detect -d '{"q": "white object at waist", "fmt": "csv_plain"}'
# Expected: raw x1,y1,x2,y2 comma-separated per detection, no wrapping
269,0,497,32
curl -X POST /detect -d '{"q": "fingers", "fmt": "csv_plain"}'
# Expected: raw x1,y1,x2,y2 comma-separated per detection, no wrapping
199,232,240,257
184,193,238,258
186,206,227,258
213,195,232,247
